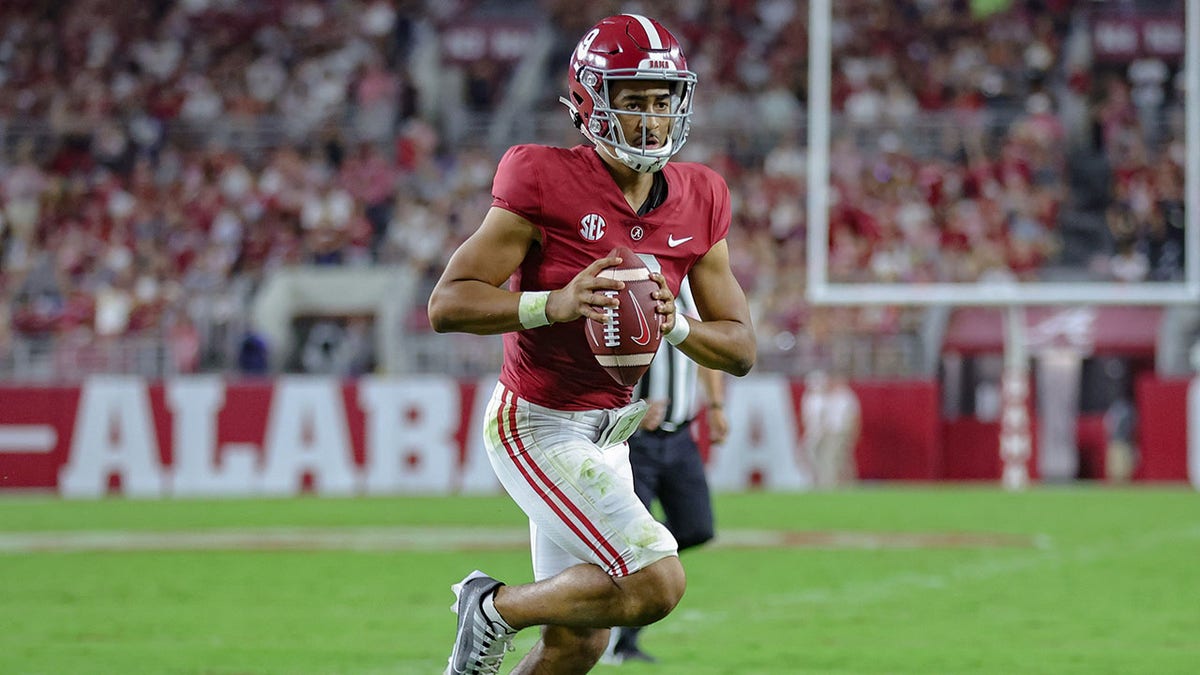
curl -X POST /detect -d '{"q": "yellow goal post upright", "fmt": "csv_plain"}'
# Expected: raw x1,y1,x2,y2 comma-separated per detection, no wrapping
805,0,1200,489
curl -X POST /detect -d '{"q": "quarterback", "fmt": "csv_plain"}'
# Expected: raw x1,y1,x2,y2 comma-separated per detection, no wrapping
427,13,755,675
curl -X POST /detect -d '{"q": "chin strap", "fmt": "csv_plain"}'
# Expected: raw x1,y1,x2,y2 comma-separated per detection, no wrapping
559,96,581,128
599,137,672,173
595,141,631,168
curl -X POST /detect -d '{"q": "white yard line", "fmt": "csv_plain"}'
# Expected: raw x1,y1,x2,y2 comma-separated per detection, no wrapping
0,527,1043,554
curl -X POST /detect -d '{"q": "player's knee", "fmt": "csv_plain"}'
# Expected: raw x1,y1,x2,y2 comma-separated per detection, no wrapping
636,589,680,625
626,556,685,625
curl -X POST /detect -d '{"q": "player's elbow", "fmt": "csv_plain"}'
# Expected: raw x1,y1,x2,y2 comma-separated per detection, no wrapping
726,332,757,376
712,349,754,377
728,352,755,377
704,325,755,376
426,289,456,333
427,314,453,334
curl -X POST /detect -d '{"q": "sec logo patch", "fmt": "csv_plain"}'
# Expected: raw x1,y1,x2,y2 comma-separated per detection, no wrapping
580,213,607,241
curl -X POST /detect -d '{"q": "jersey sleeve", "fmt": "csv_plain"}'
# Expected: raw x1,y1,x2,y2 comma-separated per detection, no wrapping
491,145,542,224
708,167,732,245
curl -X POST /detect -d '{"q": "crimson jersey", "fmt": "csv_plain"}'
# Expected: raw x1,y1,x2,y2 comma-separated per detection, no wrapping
492,144,731,410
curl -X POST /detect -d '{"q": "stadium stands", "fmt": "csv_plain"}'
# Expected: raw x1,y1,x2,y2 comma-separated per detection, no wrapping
0,0,1186,381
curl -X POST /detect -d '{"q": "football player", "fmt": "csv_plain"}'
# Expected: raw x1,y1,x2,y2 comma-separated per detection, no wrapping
428,13,755,675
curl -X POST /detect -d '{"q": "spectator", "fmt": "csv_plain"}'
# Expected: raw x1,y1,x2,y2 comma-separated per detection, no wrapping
0,0,1182,382
1109,236,1149,283
338,142,398,254
801,370,862,488
1103,394,1136,483
300,186,355,265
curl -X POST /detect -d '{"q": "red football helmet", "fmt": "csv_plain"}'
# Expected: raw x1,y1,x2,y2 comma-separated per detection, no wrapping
560,14,696,173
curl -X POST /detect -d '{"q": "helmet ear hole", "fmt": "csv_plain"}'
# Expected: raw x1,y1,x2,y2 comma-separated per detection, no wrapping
572,92,584,105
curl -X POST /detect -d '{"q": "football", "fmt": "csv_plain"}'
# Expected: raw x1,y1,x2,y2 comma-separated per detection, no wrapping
585,246,663,386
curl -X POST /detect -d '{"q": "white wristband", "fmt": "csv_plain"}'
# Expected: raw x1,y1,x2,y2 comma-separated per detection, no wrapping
664,314,691,345
518,291,551,329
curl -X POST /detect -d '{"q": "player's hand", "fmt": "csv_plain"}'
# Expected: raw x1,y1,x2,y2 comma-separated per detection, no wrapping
707,406,729,444
650,272,676,334
640,399,668,431
546,253,625,323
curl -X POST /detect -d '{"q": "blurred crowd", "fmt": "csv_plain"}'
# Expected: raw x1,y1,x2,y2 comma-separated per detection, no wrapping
0,0,1186,378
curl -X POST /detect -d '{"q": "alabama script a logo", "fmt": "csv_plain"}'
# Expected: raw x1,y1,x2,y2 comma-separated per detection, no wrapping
579,213,606,241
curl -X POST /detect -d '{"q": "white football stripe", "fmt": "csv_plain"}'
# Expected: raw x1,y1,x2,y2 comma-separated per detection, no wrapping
625,14,665,50
598,268,651,282
595,353,655,367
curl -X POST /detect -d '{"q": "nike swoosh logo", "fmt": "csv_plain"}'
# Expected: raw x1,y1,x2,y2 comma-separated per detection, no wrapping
629,290,652,346
667,235,693,247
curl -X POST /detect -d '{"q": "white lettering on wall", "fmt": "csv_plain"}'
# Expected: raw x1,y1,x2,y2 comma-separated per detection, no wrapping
458,378,503,494
359,376,458,494
707,375,811,490
59,376,164,498
41,375,838,498
259,378,356,496
167,377,257,497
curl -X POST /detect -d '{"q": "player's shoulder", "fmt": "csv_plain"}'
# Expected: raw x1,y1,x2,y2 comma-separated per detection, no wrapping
500,143,590,169
665,160,728,191
665,161,730,212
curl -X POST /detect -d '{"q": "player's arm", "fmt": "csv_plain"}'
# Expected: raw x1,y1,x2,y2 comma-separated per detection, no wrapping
663,239,756,376
427,206,624,334
698,365,729,443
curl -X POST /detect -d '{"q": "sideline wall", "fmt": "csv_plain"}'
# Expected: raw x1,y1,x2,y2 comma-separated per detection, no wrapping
0,375,1190,497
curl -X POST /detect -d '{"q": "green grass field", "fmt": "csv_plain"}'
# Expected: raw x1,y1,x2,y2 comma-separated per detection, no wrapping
1,487,1198,674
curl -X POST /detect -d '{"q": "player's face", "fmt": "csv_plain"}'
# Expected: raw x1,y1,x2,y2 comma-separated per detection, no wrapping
609,80,674,151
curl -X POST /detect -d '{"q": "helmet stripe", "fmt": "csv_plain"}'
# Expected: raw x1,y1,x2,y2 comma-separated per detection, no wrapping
624,13,665,50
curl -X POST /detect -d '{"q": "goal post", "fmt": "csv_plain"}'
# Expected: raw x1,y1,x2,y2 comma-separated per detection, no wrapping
805,0,1199,487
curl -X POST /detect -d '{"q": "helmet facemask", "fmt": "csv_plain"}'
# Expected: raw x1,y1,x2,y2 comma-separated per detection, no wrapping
563,67,696,173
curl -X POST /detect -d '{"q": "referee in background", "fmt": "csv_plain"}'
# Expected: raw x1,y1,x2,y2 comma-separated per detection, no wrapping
604,278,729,665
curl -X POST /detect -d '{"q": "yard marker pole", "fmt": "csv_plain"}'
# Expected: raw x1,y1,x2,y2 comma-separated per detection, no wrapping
1001,306,1031,490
